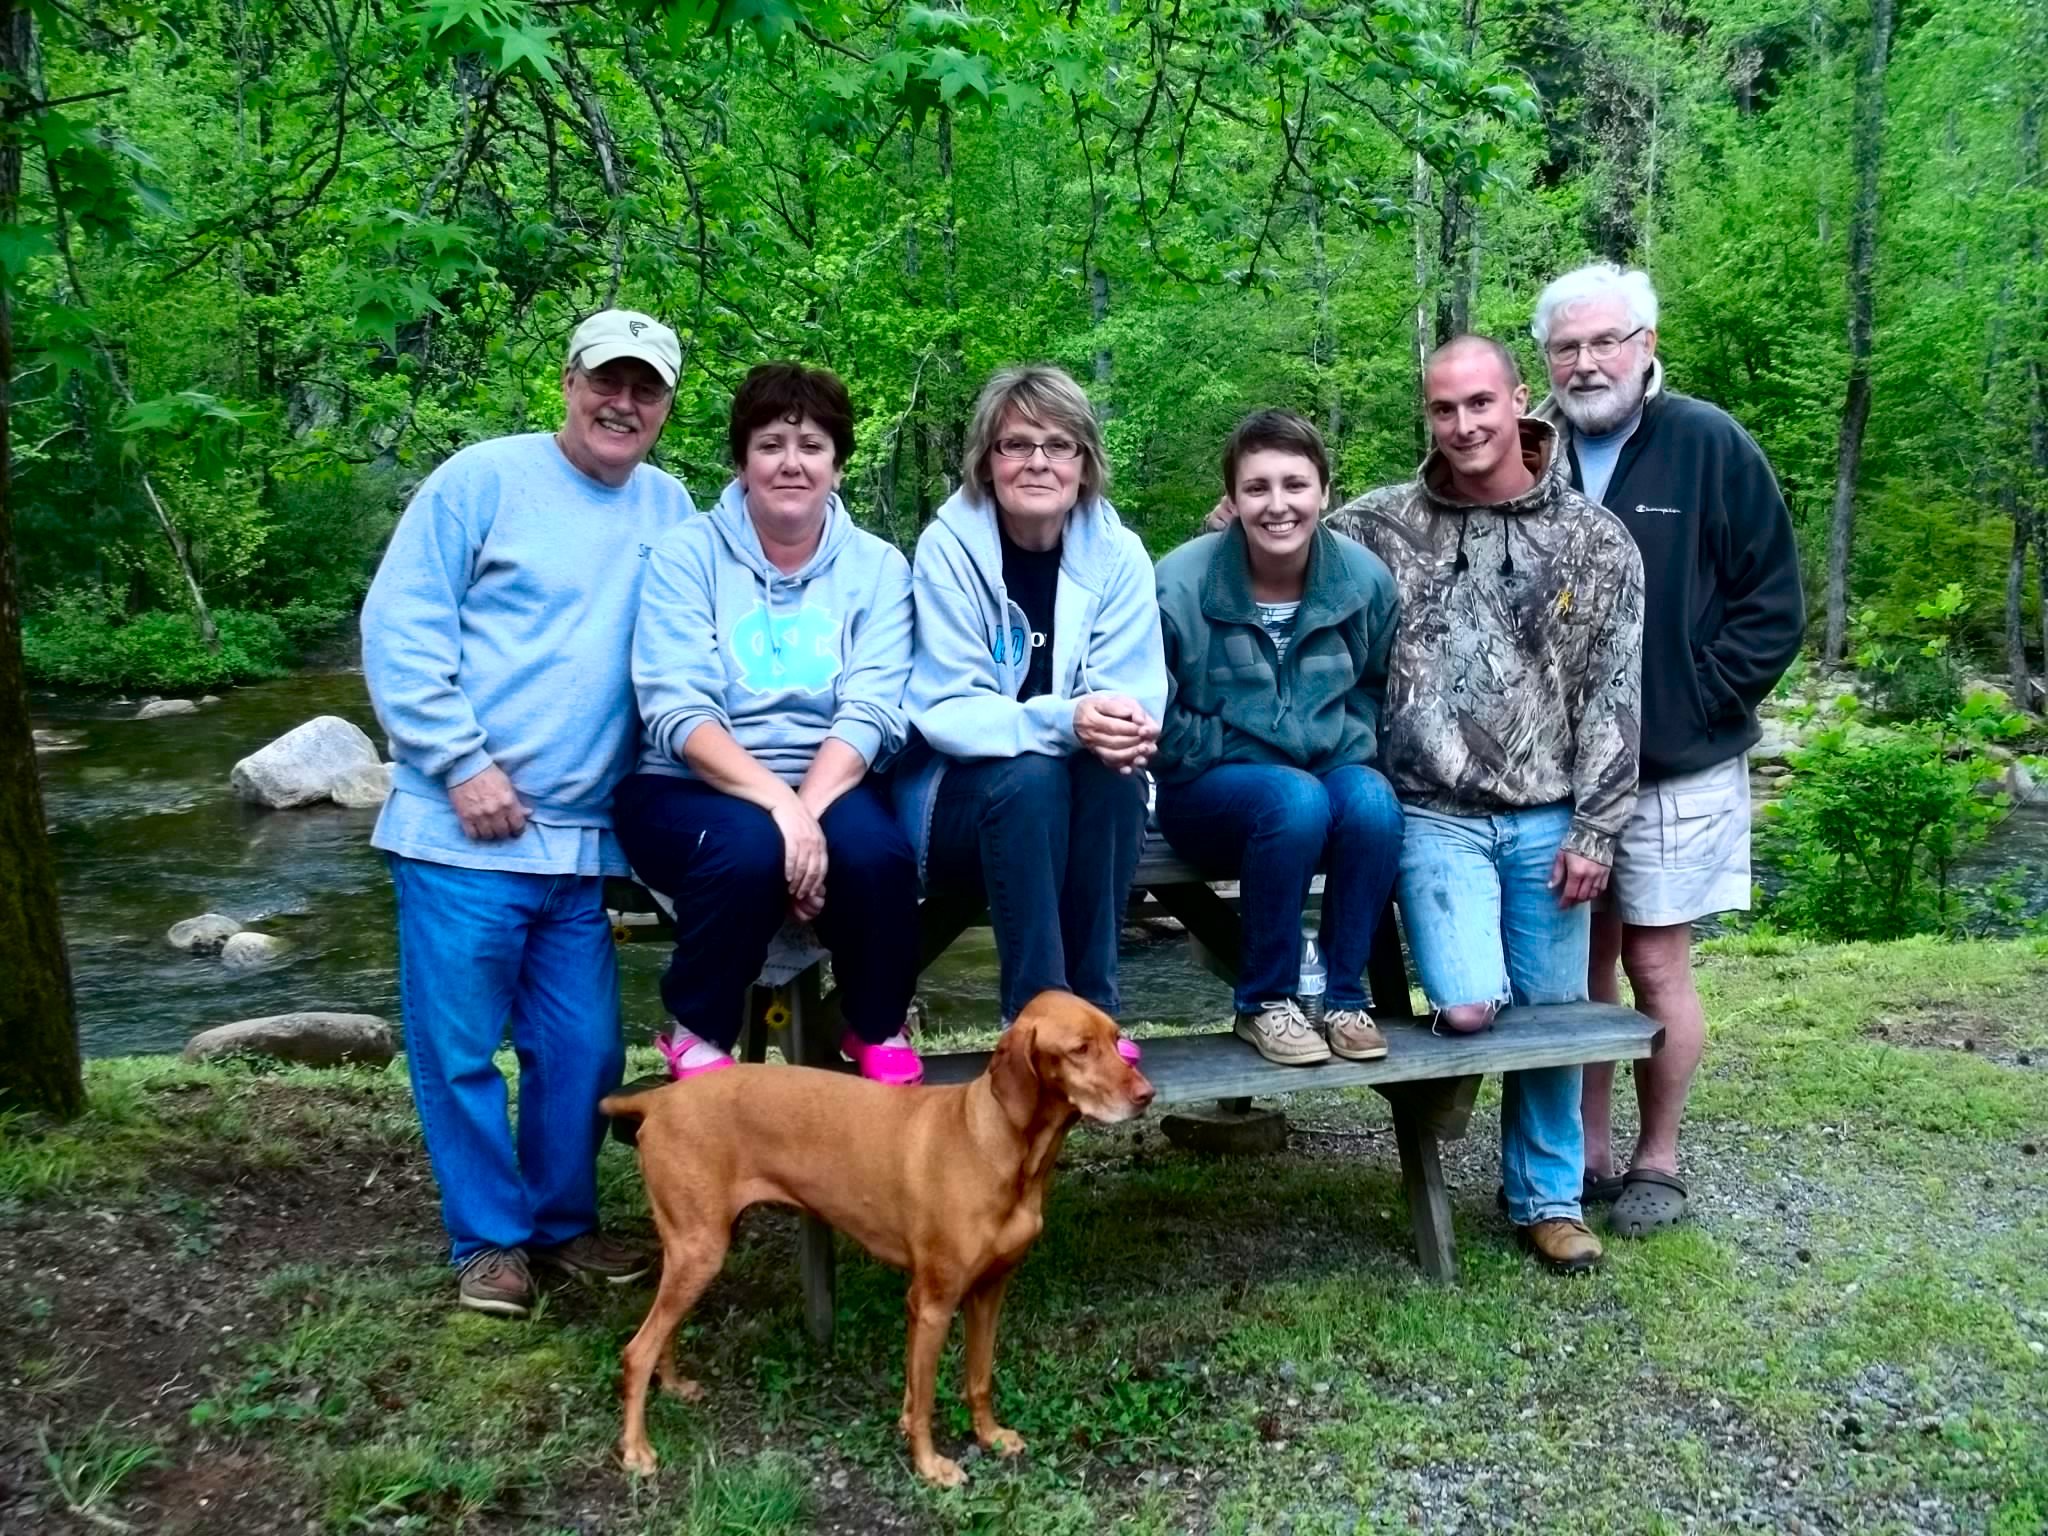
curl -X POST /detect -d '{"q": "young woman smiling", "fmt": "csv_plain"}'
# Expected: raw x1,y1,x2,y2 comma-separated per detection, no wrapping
1151,410,1404,1067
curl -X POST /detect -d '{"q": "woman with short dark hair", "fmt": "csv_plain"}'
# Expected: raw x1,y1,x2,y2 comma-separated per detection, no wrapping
614,362,924,1084
896,364,1166,1040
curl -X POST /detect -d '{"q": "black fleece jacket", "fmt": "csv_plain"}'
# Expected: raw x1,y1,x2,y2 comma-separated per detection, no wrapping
1542,370,1805,781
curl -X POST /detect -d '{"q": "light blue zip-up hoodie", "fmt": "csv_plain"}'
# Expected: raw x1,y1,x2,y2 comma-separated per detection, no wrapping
633,478,913,784
362,432,694,874
896,485,1167,877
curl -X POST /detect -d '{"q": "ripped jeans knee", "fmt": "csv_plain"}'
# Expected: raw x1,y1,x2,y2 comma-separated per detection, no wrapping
1431,998,1503,1036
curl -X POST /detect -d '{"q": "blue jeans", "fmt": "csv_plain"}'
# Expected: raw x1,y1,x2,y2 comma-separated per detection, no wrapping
388,854,624,1265
1396,804,1591,1226
1157,763,1403,1013
925,752,1146,1021
612,774,919,1049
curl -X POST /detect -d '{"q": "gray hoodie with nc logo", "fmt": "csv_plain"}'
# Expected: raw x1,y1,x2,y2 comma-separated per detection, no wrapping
632,479,914,785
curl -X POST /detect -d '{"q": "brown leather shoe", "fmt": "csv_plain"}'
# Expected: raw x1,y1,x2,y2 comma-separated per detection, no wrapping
530,1230,654,1285
457,1247,534,1318
1517,1218,1604,1274
1323,1008,1389,1061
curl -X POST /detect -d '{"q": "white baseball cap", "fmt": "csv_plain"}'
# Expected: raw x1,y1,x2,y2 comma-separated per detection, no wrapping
566,309,681,389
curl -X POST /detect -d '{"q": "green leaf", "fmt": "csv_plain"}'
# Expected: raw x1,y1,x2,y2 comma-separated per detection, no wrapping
0,221,55,278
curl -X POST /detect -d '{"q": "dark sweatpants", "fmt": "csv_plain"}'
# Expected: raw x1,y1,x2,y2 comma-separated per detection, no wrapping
924,751,1146,1022
612,774,919,1050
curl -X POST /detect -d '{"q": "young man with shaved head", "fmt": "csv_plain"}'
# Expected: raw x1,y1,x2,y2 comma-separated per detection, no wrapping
1323,336,1646,1272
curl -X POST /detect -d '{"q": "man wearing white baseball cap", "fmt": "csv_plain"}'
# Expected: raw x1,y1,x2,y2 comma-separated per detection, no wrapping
361,308,695,1318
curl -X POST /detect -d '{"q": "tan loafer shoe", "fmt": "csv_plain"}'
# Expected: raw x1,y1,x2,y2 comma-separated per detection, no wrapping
1234,999,1331,1066
1323,1007,1389,1061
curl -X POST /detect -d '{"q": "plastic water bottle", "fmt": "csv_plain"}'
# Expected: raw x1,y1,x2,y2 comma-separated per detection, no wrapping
1297,929,1327,1028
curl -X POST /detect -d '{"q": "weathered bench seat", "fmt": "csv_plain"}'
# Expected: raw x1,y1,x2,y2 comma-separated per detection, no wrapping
606,831,1661,1347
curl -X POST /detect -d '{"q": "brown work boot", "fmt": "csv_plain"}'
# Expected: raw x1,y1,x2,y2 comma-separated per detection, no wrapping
1323,1007,1389,1061
1234,998,1331,1066
531,1230,654,1285
1517,1218,1604,1275
457,1247,535,1318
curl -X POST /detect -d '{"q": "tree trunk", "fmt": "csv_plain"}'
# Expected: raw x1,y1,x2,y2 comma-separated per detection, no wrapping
936,103,964,476
2033,369,2048,702
0,0,85,1119
2013,104,2042,707
1411,139,1431,458
2007,493,2032,703
1308,186,1341,497
1821,0,1894,666
1433,0,1484,346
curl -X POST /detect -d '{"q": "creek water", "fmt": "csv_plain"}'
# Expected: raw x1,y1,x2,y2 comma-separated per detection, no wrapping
33,671,1231,1057
34,671,2047,1058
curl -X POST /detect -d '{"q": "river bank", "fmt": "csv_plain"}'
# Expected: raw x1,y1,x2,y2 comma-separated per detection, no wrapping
32,671,1230,1058
34,667,2048,1059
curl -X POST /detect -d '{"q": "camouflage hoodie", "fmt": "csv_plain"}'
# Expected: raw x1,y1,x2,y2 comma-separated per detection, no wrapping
1324,420,1644,863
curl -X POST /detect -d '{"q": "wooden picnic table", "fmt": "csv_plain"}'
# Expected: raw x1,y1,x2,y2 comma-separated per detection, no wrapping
607,834,1661,1348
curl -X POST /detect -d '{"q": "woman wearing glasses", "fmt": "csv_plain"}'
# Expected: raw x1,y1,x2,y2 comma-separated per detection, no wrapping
897,364,1166,1040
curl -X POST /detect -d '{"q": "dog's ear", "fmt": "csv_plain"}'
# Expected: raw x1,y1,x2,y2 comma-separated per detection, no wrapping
988,1016,1041,1127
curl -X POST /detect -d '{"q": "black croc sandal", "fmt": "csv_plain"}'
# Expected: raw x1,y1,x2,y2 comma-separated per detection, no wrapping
1608,1168,1688,1238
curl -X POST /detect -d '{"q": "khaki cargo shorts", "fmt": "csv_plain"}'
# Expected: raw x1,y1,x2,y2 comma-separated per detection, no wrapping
1604,753,1753,928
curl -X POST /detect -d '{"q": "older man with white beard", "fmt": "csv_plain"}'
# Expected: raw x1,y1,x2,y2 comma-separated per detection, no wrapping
1530,263,1804,1240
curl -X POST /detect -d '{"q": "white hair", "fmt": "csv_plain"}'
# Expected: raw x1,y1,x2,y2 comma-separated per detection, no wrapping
1530,263,1660,346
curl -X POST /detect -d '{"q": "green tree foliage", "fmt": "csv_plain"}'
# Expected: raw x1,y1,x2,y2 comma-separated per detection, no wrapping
1,0,2043,694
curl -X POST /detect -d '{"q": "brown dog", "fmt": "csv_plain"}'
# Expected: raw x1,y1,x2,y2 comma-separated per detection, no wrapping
600,990,1154,1486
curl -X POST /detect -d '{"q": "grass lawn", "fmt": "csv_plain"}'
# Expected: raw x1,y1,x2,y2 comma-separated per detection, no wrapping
3,935,2045,1534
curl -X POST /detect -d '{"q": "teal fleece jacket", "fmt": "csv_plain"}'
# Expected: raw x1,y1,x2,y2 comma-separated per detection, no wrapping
633,478,913,785
1151,523,1398,785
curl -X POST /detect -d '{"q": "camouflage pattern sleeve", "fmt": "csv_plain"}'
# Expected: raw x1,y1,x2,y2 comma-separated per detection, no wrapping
1564,523,1645,864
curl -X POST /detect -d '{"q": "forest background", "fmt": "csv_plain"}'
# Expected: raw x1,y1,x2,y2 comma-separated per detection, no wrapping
7,0,2045,696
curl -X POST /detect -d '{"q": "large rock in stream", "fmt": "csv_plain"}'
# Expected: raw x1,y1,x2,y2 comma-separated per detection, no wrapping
167,913,243,955
230,716,380,808
182,1011,395,1068
136,698,200,719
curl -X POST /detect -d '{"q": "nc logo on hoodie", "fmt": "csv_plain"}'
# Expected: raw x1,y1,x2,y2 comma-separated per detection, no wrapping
991,624,1028,667
731,602,842,695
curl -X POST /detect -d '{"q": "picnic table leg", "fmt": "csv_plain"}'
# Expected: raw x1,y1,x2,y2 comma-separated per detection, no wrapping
1367,897,1413,1018
1389,1092,1459,1283
784,966,838,1350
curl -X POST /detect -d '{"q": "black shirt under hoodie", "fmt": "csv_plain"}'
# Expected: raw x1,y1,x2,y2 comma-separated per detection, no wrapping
1537,361,1805,782
999,524,1061,701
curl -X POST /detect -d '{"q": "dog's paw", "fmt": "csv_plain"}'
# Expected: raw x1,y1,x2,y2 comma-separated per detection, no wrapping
981,1427,1026,1458
660,1376,706,1402
620,1441,659,1477
915,1455,966,1489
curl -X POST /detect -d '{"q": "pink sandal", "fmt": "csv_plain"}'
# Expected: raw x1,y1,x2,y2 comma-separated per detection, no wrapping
841,1030,924,1085
656,1026,735,1081
1116,1035,1142,1064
